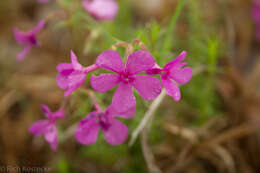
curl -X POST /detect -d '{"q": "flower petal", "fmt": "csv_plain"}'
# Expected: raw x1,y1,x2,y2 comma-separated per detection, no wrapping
125,50,155,75
132,75,162,100
56,73,69,90
70,50,83,70
90,73,119,92
162,78,181,101
169,67,193,85
41,104,51,118
31,20,45,34
52,109,66,119
44,124,58,151
105,105,135,119
64,71,87,96
164,51,187,70
75,113,100,145
96,50,124,73
103,117,128,145
56,63,74,74
13,28,27,44
29,120,49,136
83,0,118,21
112,83,136,113
17,45,31,61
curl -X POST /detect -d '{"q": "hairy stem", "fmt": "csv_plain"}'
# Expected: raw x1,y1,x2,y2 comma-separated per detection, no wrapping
129,89,167,146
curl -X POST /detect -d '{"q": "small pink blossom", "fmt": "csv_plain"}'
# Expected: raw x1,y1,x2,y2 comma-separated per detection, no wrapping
147,51,192,101
29,105,66,150
91,50,162,113
82,0,118,21
252,0,260,39
75,105,134,145
38,0,49,3
56,50,99,97
13,20,45,61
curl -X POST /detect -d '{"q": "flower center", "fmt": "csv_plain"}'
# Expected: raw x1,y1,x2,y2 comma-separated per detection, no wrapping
120,72,134,84
98,113,111,131
27,34,37,45
161,70,169,79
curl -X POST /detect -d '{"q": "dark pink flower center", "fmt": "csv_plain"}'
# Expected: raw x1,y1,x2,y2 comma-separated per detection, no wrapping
98,113,111,131
161,69,169,80
119,72,134,84
27,34,37,45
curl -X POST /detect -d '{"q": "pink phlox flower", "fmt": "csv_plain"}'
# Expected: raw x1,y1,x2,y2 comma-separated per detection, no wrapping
252,0,260,39
147,51,192,101
56,50,99,97
29,104,66,150
38,0,49,3
75,105,134,145
82,0,118,21
90,50,162,113
13,20,45,61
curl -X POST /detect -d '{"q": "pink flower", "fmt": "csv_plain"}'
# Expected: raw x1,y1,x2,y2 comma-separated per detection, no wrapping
82,0,118,21
29,105,66,150
56,50,99,97
75,105,134,145
147,51,192,101
13,20,45,61
91,50,162,113
38,0,49,3
252,0,260,39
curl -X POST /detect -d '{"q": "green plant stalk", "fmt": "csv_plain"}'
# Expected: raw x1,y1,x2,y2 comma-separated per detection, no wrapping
161,0,187,52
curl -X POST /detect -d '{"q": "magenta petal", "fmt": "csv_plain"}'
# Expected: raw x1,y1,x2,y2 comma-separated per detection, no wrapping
103,117,128,145
164,51,187,70
17,45,31,61
126,50,155,75
132,75,162,100
29,120,49,136
75,114,100,145
112,83,136,113
105,105,135,119
31,20,45,34
83,0,118,21
162,78,181,101
52,109,66,119
70,50,83,70
41,104,51,118
96,50,124,73
56,73,69,90
56,63,73,74
169,67,193,85
38,0,49,3
90,73,119,92
44,124,58,150
13,28,27,44
64,71,87,96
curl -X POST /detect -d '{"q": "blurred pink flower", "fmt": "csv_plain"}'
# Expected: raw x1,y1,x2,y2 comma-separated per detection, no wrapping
252,0,260,39
91,50,162,113
38,0,49,3
147,51,193,101
13,20,45,61
75,105,134,145
56,50,99,97
82,0,118,21
29,105,66,150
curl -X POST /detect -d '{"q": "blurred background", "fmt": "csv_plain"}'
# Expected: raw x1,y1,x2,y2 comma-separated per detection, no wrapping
1,0,260,172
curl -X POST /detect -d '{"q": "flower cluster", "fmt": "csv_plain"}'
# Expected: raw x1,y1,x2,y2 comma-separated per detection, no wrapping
21,0,192,151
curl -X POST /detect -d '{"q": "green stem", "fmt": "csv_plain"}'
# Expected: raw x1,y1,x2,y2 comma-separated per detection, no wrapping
162,0,187,52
